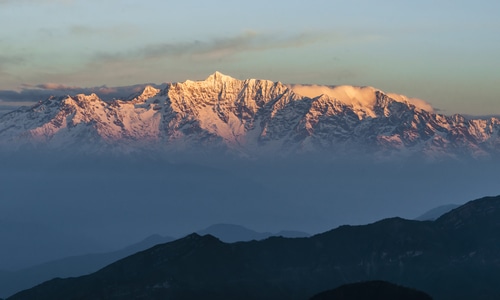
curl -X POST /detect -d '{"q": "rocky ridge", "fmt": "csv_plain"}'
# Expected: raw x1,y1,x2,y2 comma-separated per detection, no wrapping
1,72,499,160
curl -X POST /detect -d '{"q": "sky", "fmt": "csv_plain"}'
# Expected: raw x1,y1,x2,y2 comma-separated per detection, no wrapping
0,0,499,115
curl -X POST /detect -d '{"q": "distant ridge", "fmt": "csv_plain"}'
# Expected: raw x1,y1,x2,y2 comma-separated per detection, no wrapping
415,204,460,221
196,223,310,243
0,234,174,298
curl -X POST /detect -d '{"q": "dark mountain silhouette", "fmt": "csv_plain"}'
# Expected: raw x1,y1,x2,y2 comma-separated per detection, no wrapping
0,234,174,298
0,223,309,298
196,223,310,243
8,195,500,300
415,204,460,221
310,280,433,300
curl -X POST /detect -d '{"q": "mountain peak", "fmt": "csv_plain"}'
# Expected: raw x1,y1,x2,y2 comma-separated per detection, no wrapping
142,85,160,94
73,93,101,102
131,85,160,102
205,71,236,82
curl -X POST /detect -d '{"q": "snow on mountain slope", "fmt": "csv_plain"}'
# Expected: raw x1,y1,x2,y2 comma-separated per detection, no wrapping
0,72,499,160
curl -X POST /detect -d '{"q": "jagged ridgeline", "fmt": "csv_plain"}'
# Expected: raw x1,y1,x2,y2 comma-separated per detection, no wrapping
0,72,499,160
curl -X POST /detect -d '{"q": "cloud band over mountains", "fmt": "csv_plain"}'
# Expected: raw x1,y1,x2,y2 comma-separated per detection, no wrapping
92,31,323,64
0,83,165,109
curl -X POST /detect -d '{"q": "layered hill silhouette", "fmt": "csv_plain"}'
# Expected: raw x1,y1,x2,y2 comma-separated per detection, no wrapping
415,204,460,221
8,195,500,300
1,72,499,160
0,234,174,298
196,223,309,243
0,224,308,298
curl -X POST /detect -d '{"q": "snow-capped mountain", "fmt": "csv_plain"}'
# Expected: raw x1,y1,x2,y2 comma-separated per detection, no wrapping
1,72,499,160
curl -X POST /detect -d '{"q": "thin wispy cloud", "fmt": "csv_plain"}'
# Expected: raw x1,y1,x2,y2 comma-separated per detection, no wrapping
69,24,137,38
31,83,81,90
0,54,25,68
69,25,100,36
94,31,325,63
0,83,166,106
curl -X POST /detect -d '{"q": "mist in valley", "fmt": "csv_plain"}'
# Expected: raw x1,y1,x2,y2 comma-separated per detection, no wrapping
1,151,498,271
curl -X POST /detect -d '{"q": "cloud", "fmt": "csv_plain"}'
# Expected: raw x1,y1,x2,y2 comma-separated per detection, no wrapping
0,54,25,68
0,83,167,104
387,93,435,112
93,31,324,63
407,97,435,112
0,90,39,102
69,24,137,38
32,83,81,90
69,25,98,36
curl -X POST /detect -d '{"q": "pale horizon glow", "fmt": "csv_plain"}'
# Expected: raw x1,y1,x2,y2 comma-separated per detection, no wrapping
0,0,499,115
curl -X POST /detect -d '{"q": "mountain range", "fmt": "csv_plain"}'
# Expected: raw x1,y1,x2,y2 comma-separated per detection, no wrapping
196,223,309,243
7,195,500,300
1,72,499,160
0,223,309,299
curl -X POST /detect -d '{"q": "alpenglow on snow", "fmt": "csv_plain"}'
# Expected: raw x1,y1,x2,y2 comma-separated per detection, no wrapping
0,72,499,160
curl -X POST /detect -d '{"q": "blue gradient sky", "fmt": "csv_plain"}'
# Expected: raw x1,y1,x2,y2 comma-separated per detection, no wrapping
0,0,498,115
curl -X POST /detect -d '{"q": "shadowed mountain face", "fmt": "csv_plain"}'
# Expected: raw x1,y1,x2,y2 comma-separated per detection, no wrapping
8,196,500,300
310,280,433,300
